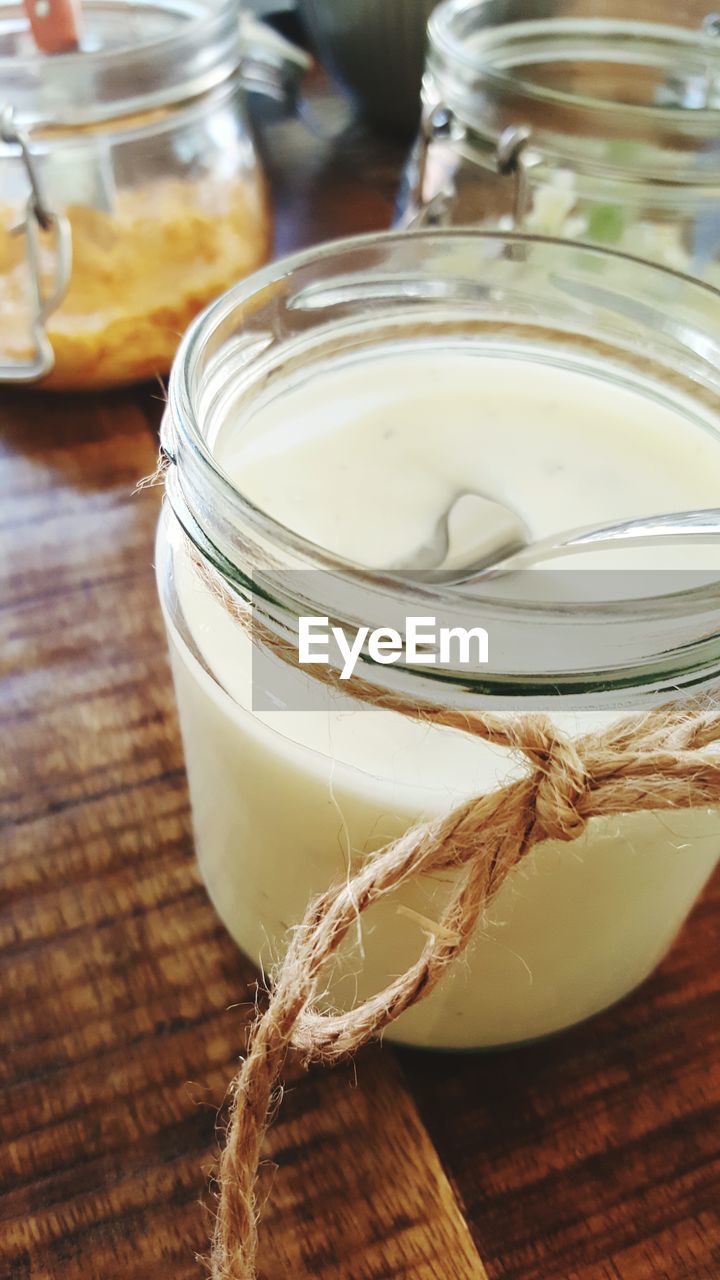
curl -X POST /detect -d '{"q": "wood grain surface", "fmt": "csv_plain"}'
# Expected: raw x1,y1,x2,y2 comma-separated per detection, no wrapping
1,78,719,1280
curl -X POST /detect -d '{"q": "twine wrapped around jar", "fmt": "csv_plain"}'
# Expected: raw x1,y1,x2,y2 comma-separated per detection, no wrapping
194,557,720,1280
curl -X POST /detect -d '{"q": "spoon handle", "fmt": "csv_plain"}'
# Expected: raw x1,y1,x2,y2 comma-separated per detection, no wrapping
562,507,720,549
463,507,720,581
23,0,82,53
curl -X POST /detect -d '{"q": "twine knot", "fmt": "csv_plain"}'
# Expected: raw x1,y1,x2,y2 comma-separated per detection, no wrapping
517,717,590,843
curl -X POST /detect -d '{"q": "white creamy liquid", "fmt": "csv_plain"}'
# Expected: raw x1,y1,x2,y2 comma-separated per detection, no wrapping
162,345,720,1048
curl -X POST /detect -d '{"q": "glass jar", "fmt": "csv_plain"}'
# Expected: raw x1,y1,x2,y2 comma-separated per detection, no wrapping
0,0,304,389
156,229,720,1050
399,0,720,285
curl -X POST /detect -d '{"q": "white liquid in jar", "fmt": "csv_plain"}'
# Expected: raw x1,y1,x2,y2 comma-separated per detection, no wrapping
162,345,720,1048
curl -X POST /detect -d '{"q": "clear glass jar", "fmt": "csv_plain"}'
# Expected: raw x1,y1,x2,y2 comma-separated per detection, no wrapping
0,0,303,389
156,229,720,1050
399,0,720,285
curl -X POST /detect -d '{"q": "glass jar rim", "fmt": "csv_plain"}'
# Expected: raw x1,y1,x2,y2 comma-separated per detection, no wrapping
427,0,720,172
163,228,720,702
0,0,241,128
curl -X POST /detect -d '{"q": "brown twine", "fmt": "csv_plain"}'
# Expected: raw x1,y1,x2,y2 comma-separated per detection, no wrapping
198,559,720,1280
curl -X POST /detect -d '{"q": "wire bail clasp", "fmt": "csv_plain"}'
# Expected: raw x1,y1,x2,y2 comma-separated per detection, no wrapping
496,125,533,228
0,105,72,383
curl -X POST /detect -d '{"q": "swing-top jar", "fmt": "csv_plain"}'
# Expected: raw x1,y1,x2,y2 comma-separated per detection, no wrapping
0,0,303,389
400,0,720,283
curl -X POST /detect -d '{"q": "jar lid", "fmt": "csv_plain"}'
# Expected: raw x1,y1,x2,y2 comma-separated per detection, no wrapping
427,0,720,180
0,0,242,127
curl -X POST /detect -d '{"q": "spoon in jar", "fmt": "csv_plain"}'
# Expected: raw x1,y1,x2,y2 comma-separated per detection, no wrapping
23,0,82,54
401,494,720,586
22,0,116,210
398,492,529,577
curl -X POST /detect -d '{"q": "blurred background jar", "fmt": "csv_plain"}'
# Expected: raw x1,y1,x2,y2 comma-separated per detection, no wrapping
399,0,720,283
0,0,306,389
298,0,439,136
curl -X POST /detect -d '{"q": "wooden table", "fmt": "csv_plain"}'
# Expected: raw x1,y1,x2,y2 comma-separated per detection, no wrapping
2,85,719,1280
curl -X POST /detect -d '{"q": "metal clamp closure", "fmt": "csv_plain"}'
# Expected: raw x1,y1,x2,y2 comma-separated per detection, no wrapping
1,105,72,383
496,125,533,228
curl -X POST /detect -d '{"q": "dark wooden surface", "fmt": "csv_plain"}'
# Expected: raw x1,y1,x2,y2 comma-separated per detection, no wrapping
2,82,719,1280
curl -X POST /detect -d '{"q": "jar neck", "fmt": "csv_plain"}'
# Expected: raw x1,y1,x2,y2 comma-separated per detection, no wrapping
427,0,720,183
162,229,720,710
1,0,241,130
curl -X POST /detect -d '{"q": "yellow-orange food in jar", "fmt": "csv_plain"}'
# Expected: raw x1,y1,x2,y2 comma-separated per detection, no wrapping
0,176,271,390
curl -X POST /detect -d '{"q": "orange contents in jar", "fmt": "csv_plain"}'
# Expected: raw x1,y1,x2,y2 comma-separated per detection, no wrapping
0,174,271,389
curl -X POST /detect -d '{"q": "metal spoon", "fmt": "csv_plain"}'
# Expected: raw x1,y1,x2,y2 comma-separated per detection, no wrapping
402,495,720,586
398,493,529,578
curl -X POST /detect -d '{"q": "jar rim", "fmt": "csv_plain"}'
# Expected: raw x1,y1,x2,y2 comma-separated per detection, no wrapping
163,228,720,702
0,0,241,128
427,0,720,170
